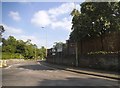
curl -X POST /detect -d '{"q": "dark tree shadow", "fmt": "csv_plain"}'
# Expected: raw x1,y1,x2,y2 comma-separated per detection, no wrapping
37,77,119,87
18,64,56,70
17,61,64,71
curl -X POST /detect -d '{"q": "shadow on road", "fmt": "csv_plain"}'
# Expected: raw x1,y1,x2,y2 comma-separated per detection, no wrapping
17,61,62,71
2,61,119,87
37,77,119,86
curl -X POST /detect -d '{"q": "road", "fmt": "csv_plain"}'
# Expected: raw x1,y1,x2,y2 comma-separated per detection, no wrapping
2,61,119,86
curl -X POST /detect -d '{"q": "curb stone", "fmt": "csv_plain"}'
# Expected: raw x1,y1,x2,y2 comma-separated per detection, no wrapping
39,61,119,80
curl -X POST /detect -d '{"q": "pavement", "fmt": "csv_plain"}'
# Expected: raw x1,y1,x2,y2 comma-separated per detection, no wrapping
39,61,120,80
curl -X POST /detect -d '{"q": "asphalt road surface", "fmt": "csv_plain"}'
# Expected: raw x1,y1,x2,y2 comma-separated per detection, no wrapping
2,61,119,86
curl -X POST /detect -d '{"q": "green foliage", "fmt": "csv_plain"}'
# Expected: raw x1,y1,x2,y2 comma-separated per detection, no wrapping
71,9,80,16
2,52,24,59
0,25,5,44
23,44,35,59
0,25,5,37
2,36,46,60
16,40,25,54
53,42,66,52
87,51,118,55
37,46,46,59
53,42,64,49
70,2,120,42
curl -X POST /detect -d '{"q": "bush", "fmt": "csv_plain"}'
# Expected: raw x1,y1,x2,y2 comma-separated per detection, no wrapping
2,52,24,59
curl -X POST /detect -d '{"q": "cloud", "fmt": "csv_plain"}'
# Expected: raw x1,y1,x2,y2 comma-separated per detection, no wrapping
2,24,44,48
48,2,80,18
31,10,51,27
16,35,40,45
2,24,23,35
15,35,48,48
48,3,75,17
51,17,72,31
18,0,31,3
9,11,21,21
31,3,80,31
2,24,46,48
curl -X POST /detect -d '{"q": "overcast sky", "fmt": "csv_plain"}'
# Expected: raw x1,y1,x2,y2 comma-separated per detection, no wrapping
2,1,83,48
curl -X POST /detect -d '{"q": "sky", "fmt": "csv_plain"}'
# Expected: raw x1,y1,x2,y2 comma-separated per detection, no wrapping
1,1,83,48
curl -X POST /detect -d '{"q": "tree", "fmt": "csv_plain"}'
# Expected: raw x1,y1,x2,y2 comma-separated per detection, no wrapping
81,2,120,50
0,25,5,43
71,9,80,17
39,46,46,60
81,2,120,35
53,42,65,52
70,2,120,50
2,36,41,59
16,40,25,54
23,44,34,59
0,25,5,36
69,2,120,66
2,36,17,53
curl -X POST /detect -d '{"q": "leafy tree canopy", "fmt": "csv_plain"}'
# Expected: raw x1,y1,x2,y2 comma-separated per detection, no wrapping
2,36,46,60
70,2,120,42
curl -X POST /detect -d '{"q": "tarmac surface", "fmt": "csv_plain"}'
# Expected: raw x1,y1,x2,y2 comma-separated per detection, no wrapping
2,60,119,86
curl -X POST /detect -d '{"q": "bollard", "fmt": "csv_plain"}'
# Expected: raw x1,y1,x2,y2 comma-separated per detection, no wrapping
0,60,2,67
0,60,7,67
3,60,7,67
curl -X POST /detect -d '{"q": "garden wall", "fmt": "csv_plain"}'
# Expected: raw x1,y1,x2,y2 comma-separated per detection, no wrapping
47,32,120,72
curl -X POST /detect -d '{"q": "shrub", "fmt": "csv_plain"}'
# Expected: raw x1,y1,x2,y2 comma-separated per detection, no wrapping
2,52,24,59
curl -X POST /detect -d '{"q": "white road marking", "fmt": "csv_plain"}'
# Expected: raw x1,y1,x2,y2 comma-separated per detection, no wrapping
37,62,57,70
5,64,22,69
5,65,12,69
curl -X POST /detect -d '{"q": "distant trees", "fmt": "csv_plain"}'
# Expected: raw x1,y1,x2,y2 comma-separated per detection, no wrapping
70,2,120,42
38,46,46,59
53,42,65,52
0,25,5,36
0,25,5,43
53,42,64,48
2,36,46,59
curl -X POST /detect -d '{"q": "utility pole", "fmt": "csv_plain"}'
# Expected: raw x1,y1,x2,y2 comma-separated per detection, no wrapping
33,44,37,61
73,2,78,67
41,27,47,60
75,42,78,67
45,28,47,58
35,47,36,61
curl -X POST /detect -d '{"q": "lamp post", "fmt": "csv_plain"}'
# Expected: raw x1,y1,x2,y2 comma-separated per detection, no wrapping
75,42,78,67
35,47,36,61
33,44,37,61
41,27,47,59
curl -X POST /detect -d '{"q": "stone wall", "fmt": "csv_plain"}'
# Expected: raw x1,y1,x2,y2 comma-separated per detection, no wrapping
47,54,119,72
47,32,120,72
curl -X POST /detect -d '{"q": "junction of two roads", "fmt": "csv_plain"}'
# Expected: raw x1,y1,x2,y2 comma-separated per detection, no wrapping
1,60,119,86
